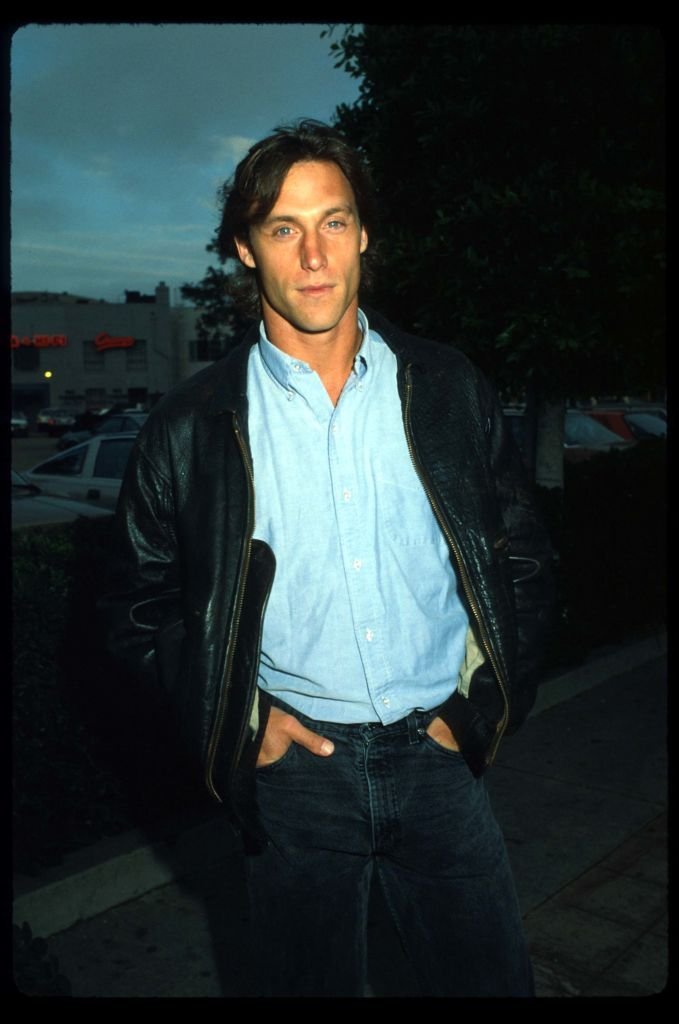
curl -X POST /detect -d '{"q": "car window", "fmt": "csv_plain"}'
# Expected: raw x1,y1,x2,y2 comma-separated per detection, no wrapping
32,447,87,476
11,469,35,489
93,437,135,479
123,415,146,430
95,416,125,434
625,413,667,439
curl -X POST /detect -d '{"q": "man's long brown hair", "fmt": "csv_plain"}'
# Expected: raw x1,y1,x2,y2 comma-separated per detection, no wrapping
215,119,380,316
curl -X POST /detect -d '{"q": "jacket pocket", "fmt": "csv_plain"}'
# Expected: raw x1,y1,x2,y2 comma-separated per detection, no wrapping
155,617,187,696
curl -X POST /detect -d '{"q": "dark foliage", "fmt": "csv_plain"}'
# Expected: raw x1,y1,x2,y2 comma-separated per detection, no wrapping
12,519,212,878
181,251,255,357
328,25,665,402
13,922,72,997
538,440,666,666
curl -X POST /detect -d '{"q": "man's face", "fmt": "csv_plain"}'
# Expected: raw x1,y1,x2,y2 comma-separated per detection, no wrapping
235,160,368,340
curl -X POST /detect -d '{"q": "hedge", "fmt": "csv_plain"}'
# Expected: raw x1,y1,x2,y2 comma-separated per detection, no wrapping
537,439,666,665
12,517,211,878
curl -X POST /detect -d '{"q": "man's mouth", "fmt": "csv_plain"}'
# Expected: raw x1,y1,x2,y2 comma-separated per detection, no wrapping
298,284,334,295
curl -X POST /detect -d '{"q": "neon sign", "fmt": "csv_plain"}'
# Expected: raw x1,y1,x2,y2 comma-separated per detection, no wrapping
10,334,67,348
95,332,135,351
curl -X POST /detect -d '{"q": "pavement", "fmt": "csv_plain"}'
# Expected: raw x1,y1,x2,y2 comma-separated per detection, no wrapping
13,633,668,998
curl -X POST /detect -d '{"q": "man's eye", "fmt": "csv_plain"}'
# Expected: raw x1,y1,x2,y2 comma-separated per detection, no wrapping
327,220,345,230
274,225,294,237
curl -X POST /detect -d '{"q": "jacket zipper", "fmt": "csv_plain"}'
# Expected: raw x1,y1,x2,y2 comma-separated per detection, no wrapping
402,365,510,764
204,413,256,801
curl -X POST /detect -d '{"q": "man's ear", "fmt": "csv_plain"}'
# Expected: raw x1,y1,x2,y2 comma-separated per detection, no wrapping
235,236,256,269
359,226,368,254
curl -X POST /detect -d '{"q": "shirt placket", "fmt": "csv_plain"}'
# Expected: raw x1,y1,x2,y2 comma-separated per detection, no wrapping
329,373,396,722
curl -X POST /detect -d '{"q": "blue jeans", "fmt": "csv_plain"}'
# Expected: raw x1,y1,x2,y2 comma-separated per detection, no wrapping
246,699,533,998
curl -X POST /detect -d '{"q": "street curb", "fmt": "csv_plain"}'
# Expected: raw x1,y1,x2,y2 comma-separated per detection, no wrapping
13,812,242,940
531,630,666,717
13,632,667,940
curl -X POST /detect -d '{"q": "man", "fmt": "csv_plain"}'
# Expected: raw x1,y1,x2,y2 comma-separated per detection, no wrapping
105,120,553,997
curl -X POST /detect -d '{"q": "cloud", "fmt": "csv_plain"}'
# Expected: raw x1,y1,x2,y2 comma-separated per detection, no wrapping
10,23,360,300
211,134,257,169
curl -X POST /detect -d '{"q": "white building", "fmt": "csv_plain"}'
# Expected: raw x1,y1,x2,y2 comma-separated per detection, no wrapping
11,282,218,422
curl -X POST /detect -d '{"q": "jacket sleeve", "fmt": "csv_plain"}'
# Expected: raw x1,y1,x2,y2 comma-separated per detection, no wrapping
99,426,185,689
436,374,555,770
487,383,556,723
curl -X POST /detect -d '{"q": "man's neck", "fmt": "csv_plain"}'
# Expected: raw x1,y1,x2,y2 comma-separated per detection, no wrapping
262,308,363,406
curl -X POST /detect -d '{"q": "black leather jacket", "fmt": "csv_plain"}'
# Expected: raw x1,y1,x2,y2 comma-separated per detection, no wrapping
104,311,553,838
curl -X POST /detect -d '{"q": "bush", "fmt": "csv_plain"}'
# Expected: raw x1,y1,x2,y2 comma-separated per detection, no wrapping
538,440,666,667
12,518,211,877
13,922,72,997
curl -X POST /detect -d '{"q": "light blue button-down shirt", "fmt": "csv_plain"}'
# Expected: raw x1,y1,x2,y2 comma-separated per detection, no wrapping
247,310,469,724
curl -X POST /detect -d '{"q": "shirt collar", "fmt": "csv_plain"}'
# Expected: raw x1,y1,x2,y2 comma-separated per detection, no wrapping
257,308,374,390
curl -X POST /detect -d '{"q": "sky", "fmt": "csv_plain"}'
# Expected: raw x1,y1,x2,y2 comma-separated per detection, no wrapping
10,23,361,305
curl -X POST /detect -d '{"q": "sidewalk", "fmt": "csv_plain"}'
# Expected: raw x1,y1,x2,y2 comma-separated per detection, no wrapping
14,634,668,997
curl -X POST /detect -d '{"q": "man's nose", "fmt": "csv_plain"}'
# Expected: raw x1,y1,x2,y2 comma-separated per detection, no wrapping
301,232,326,270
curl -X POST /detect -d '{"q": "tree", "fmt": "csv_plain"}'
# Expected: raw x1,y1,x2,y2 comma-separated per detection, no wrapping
327,24,665,487
181,245,254,361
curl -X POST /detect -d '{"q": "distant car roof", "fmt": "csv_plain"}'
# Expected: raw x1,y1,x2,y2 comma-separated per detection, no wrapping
565,410,630,447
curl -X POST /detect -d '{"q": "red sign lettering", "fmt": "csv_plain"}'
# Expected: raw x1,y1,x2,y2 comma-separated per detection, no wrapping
10,334,67,348
94,332,135,351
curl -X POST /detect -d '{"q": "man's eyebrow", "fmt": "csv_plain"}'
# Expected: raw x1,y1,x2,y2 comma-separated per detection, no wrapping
261,204,357,226
323,205,356,218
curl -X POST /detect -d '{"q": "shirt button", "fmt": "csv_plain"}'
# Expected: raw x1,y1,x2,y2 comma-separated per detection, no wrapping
292,363,302,373
352,558,362,571
365,629,374,642
286,391,294,401
382,697,391,707
343,489,352,502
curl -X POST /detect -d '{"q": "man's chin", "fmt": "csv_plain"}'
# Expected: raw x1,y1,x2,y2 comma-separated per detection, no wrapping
274,304,356,337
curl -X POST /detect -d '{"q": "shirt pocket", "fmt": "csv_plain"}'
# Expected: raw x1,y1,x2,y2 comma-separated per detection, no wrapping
378,476,443,546
369,420,442,546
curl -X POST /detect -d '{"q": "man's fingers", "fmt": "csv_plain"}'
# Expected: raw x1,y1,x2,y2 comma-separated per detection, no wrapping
263,707,334,759
426,716,460,751
286,716,334,756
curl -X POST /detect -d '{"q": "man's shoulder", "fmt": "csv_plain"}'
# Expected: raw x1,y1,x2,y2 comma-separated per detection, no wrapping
368,308,485,382
145,327,258,428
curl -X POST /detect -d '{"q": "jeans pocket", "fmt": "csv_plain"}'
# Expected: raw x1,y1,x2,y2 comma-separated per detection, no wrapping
422,734,466,760
255,740,298,774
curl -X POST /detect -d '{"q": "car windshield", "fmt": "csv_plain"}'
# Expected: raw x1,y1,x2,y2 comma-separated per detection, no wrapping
92,413,145,434
565,412,624,447
31,446,87,476
11,469,38,491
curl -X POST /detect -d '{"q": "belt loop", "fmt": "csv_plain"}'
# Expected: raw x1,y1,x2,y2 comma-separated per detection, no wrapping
407,711,427,745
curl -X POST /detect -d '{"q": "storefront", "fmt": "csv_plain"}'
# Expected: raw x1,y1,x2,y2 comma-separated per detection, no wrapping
11,282,203,424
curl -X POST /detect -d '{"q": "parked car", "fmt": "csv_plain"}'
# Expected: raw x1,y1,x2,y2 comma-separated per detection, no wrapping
11,469,114,529
583,407,667,442
22,433,138,509
36,407,79,437
563,409,633,455
11,410,29,438
503,406,633,465
57,411,148,450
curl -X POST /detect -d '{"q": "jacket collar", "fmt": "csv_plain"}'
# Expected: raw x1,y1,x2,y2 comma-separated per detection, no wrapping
362,305,427,370
202,307,425,419
203,321,260,418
